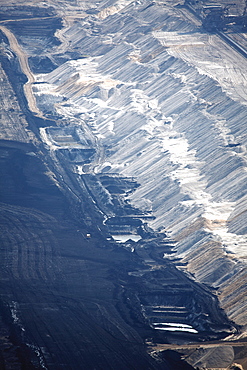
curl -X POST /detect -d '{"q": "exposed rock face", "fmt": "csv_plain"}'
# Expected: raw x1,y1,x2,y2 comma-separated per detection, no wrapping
32,0,247,328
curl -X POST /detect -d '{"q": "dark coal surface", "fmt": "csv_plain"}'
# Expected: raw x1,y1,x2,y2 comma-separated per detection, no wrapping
0,142,195,369
0,5,56,21
7,17,62,39
29,56,57,74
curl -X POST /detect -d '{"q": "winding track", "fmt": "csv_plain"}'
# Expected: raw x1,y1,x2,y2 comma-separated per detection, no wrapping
0,24,46,118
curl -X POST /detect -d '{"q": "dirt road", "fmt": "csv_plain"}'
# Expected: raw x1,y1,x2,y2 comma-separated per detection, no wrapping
149,340,247,352
0,24,45,118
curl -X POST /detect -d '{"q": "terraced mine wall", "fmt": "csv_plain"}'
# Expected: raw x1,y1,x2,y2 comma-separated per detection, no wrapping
0,74,206,369
30,0,247,328
1,1,247,369
0,12,202,368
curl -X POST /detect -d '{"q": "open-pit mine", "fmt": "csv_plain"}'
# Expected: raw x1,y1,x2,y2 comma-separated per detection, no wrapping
0,0,247,369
